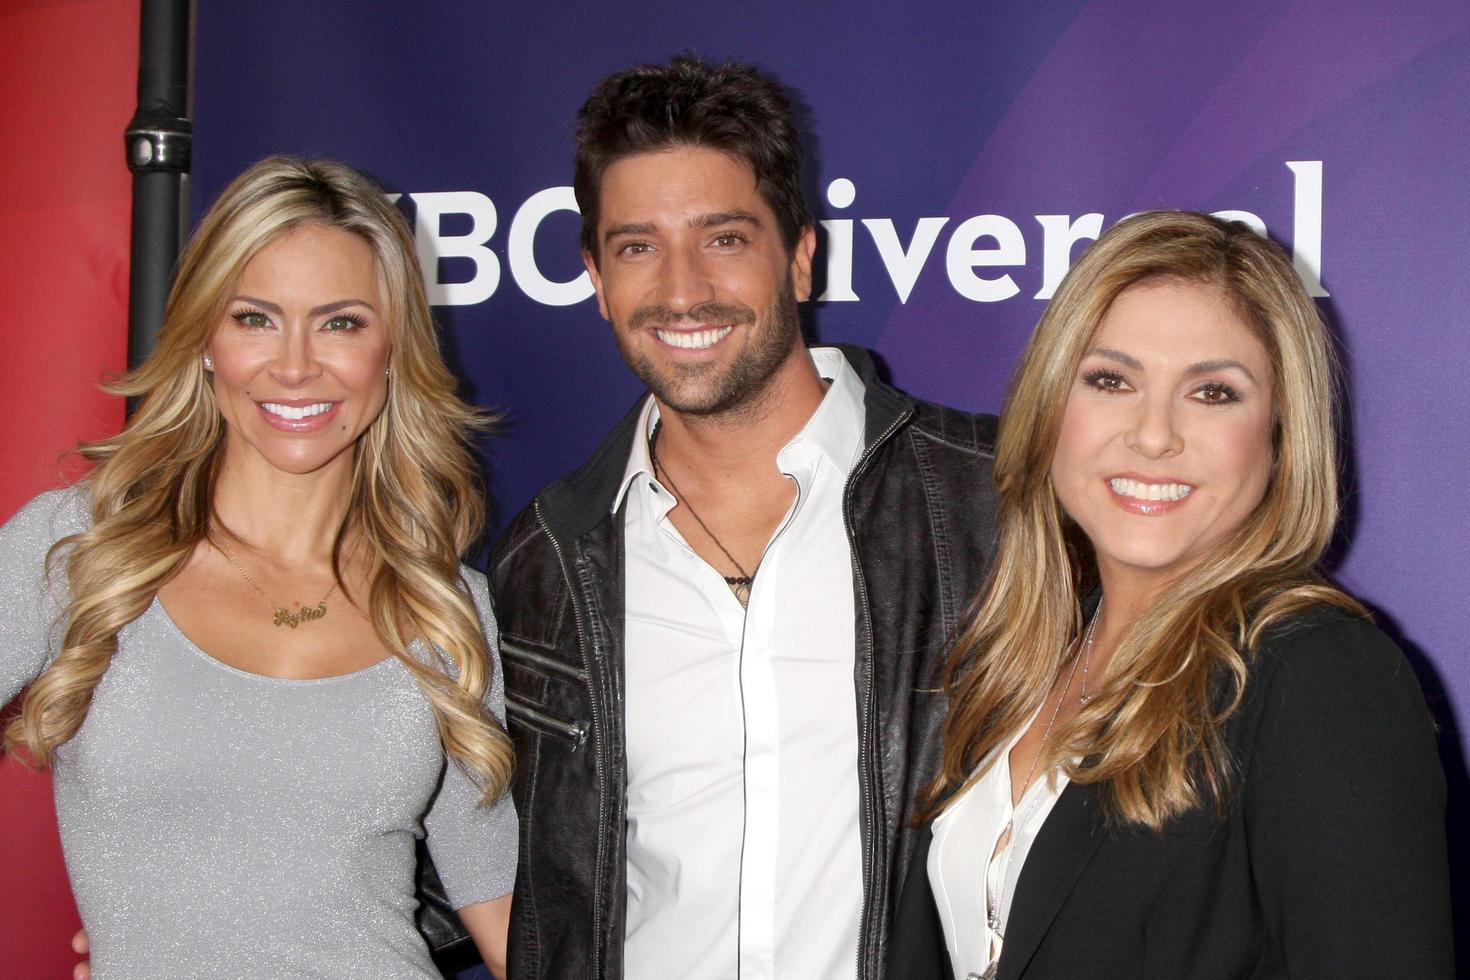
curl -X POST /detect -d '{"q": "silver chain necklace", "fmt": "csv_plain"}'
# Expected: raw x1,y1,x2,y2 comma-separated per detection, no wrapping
1078,596,1102,705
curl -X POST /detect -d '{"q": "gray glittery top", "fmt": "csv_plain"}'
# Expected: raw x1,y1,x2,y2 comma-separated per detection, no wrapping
0,488,517,979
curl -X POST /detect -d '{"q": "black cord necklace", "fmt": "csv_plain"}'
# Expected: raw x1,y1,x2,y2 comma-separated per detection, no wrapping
649,421,756,606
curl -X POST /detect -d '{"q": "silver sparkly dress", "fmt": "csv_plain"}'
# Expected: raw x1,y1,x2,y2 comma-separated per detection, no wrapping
0,489,517,979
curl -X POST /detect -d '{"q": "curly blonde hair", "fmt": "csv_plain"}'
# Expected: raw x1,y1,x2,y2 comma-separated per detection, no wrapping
5,156,513,804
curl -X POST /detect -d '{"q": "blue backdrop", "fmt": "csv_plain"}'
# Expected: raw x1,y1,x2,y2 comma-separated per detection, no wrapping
190,0,1470,963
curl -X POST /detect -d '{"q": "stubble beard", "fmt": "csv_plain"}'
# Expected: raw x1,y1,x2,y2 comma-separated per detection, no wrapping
616,278,802,421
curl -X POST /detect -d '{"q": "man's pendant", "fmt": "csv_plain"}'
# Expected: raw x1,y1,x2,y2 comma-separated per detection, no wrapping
724,575,753,606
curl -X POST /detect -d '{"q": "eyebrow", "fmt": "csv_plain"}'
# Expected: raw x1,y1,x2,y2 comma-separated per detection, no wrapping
1086,346,1259,384
1186,358,1259,384
1088,346,1143,370
602,223,655,243
232,295,378,317
693,210,763,230
601,211,764,244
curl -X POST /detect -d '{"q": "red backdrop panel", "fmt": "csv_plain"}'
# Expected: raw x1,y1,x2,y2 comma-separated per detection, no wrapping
0,1,137,976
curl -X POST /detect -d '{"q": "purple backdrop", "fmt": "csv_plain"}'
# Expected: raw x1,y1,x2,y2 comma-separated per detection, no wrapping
190,0,1470,965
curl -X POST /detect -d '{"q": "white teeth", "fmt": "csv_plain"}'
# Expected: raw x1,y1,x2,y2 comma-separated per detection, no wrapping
655,326,733,350
261,402,333,421
1109,478,1194,502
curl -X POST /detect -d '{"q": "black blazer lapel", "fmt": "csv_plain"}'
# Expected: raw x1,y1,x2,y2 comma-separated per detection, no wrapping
887,826,952,980
998,779,1108,980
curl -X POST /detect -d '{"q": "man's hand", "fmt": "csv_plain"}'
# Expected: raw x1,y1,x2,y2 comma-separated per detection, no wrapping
72,927,90,980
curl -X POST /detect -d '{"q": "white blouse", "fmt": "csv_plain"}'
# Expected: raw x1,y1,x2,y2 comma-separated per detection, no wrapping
927,716,1071,980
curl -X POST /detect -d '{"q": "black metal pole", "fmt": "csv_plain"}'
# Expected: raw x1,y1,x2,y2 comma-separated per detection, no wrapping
124,0,192,373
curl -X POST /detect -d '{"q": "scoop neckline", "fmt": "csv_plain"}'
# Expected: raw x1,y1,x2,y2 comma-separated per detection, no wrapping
150,597,400,685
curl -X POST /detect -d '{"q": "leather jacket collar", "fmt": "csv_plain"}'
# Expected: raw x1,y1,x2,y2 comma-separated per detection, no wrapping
535,344,914,544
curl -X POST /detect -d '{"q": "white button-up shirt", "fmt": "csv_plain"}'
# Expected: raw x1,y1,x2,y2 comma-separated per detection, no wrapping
927,707,1071,980
615,347,867,979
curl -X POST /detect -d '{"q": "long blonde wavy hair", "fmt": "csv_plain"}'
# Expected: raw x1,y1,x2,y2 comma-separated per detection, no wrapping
5,156,513,804
925,211,1364,828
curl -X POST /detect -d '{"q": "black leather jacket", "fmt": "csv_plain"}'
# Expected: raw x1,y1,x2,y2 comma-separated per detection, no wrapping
430,347,998,978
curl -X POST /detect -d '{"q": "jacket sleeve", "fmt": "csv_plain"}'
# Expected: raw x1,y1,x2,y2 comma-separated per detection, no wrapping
1242,616,1453,976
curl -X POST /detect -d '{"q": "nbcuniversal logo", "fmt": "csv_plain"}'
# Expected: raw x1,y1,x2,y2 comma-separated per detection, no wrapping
390,161,1326,308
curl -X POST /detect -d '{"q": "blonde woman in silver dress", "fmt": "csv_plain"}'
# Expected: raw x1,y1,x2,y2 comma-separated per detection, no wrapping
2,156,516,979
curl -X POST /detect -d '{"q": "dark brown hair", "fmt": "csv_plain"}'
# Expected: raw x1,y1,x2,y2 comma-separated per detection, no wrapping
574,54,812,262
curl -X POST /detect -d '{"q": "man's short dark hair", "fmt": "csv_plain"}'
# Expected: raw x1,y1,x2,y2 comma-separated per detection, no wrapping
574,54,812,263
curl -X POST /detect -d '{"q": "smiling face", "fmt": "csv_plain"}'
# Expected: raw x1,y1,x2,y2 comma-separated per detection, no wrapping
584,146,816,418
1050,279,1276,595
205,222,391,480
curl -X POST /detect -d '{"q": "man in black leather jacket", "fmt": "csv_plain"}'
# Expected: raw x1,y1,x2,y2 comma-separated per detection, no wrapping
430,55,1000,978
487,351,997,979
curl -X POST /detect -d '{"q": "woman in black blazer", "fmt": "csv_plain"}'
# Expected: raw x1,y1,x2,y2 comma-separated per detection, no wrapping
890,212,1452,979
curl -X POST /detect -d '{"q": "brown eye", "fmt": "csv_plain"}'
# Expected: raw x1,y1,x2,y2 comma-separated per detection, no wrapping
1192,382,1240,405
1082,369,1129,393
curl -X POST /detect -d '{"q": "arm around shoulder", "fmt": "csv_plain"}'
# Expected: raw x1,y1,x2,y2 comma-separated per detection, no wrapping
1242,613,1453,976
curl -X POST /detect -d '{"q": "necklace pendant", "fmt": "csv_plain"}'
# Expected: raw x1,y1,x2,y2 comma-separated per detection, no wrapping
271,601,328,629
217,538,335,628
1078,692,1093,705
724,575,753,606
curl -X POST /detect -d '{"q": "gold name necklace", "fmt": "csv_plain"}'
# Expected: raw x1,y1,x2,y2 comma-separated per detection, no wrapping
217,542,336,629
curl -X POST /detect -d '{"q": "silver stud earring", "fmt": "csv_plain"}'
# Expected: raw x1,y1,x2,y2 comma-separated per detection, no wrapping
202,354,214,371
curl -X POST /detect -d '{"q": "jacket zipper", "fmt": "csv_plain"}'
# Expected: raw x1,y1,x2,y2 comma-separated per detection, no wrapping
500,637,592,684
843,407,913,980
534,499,607,980
505,695,589,744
